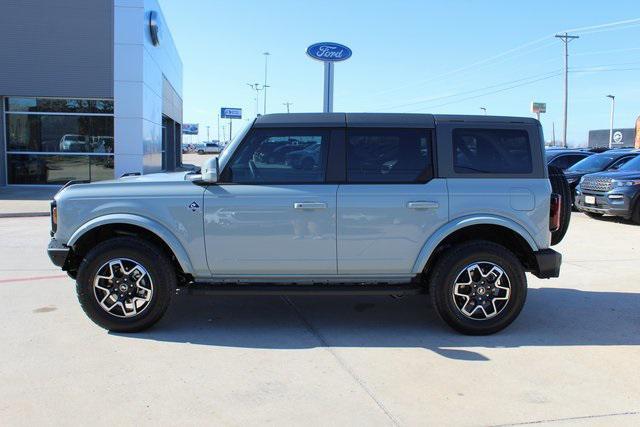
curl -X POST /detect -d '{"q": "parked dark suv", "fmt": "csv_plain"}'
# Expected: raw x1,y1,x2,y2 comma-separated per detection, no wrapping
563,149,640,205
545,148,592,171
576,152,640,223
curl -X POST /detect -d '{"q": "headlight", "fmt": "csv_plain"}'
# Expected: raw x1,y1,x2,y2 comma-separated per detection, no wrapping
566,177,578,184
612,179,640,187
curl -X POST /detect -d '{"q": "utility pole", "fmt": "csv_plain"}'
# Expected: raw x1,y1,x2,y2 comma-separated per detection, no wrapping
607,94,616,148
263,52,270,114
247,83,264,117
480,107,487,115
283,102,293,113
555,32,579,148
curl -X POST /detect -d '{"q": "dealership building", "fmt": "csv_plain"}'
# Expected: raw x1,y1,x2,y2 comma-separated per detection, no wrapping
0,0,183,186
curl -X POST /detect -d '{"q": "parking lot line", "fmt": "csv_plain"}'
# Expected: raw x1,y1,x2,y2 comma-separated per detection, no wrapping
0,274,67,284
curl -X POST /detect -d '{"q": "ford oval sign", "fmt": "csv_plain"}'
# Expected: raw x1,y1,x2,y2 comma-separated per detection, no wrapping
306,42,352,62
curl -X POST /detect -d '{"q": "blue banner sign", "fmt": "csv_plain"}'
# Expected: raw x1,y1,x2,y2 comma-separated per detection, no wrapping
221,108,242,119
306,42,352,62
182,123,199,135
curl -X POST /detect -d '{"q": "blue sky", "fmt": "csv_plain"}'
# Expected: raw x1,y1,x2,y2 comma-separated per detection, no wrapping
159,0,640,146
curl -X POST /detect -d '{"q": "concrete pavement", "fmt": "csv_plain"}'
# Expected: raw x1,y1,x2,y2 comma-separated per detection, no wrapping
0,213,639,426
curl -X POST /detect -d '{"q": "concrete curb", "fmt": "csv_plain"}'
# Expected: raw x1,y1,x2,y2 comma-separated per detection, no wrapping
0,212,49,218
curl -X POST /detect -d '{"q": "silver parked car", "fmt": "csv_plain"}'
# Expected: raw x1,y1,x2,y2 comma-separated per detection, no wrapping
48,113,567,335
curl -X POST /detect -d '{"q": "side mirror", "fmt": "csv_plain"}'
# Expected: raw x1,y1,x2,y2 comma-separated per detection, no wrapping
201,157,219,183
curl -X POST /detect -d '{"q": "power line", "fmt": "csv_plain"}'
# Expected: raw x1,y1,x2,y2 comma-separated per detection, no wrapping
376,70,562,111
357,17,640,104
410,73,562,112
563,17,640,34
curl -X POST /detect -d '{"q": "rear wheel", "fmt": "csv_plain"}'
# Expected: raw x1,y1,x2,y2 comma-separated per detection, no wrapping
548,165,571,245
76,237,175,332
429,241,527,335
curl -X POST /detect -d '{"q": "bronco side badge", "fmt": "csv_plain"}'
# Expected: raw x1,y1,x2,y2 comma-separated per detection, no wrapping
188,201,200,212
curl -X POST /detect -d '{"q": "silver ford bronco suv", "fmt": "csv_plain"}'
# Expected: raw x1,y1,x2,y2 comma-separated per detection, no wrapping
47,113,568,335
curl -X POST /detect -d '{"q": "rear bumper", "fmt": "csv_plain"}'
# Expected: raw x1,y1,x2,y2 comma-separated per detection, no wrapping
532,248,562,279
47,239,70,268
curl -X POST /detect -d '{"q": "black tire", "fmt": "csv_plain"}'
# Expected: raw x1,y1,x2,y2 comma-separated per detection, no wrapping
632,199,640,225
548,165,571,245
76,237,175,332
585,212,604,219
197,149,204,155
429,241,527,335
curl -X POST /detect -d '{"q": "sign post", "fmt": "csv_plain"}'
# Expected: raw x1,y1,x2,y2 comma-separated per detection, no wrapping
531,102,546,121
306,42,352,112
220,108,242,142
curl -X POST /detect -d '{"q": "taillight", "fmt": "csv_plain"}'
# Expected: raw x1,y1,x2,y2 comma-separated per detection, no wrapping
549,193,561,232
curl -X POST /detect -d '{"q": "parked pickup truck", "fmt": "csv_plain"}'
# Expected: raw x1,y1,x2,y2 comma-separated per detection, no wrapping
48,113,567,335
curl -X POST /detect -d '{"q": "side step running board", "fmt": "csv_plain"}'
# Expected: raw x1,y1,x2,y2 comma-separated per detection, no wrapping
186,284,425,296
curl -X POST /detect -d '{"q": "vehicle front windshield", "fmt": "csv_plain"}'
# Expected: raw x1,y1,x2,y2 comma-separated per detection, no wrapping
567,154,616,173
217,121,252,170
618,155,640,171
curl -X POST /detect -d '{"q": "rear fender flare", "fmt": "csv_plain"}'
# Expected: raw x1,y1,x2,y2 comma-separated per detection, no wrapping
411,215,539,274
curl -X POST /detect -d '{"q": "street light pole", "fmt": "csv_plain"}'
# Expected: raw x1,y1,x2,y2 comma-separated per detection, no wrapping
263,52,270,114
247,83,264,117
555,32,579,148
607,94,616,148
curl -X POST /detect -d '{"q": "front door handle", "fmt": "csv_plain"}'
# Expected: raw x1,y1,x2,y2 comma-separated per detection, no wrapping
407,201,439,210
294,202,327,210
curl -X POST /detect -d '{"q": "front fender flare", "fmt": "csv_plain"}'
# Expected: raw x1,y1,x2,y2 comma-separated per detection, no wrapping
411,215,539,274
67,213,195,274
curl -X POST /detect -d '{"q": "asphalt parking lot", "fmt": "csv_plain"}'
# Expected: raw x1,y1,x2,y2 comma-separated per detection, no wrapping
0,213,638,426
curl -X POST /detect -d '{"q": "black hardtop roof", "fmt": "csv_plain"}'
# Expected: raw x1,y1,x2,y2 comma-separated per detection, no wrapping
254,113,539,128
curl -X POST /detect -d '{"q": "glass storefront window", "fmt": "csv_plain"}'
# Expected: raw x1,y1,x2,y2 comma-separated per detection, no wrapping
5,97,114,114
6,114,113,153
7,154,114,185
5,97,114,185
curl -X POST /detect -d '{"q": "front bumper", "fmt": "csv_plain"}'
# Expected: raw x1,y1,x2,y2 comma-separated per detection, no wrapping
532,249,562,279
575,189,634,219
47,238,70,268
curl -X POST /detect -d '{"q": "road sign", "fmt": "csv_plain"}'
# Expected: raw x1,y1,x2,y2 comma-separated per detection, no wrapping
221,108,242,119
531,102,546,114
182,123,199,135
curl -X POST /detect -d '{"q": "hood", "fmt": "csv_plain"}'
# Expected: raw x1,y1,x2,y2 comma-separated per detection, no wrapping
585,170,640,180
54,171,196,202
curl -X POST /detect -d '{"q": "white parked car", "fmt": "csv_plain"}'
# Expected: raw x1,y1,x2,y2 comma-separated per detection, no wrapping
197,142,222,154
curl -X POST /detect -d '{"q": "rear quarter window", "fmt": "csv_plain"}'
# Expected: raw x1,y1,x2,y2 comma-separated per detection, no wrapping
453,128,532,174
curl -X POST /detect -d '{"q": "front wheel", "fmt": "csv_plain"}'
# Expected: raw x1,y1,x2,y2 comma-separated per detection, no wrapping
76,237,176,332
429,241,527,335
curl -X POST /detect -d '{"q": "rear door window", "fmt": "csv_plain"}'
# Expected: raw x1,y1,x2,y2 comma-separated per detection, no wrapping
453,128,532,174
346,128,432,183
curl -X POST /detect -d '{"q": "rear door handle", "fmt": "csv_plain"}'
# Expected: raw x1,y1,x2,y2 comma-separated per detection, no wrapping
407,201,439,210
294,202,327,210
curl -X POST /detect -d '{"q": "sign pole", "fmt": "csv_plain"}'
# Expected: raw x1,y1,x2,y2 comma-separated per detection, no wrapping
229,119,232,142
323,62,334,113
